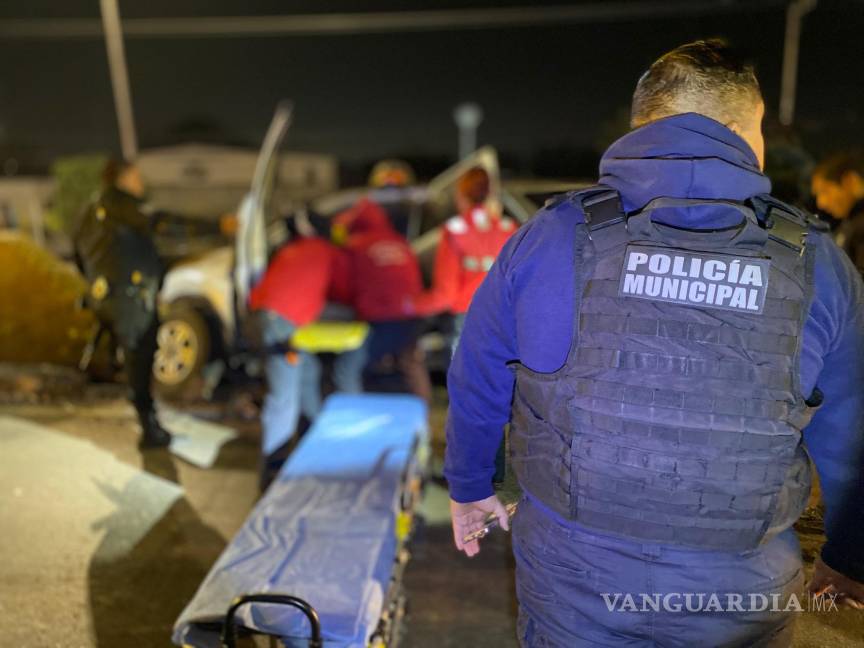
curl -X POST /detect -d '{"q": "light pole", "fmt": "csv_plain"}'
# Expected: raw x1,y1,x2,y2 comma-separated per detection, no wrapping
453,102,483,160
100,0,138,160
779,0,818,126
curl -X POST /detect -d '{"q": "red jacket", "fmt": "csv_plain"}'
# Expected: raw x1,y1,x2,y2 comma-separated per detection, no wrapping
249,237,350,326
412,206,516,315
335,198,423,321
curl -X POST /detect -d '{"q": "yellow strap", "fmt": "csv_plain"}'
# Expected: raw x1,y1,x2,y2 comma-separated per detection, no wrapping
291,321,370,353
395,511,413,541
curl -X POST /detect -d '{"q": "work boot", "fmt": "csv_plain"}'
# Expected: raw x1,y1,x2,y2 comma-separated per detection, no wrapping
138,411,173,449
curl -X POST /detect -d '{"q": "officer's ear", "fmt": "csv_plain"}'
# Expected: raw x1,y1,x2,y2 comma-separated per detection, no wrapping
725,119,765,171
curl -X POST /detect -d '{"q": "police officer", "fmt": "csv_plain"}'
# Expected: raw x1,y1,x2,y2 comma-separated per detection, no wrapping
446,40,864,646
74,159,171,448
811,151,864,272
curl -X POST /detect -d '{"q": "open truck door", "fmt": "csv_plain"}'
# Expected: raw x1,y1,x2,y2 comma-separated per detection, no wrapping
233,102,293,326
154,102,294,398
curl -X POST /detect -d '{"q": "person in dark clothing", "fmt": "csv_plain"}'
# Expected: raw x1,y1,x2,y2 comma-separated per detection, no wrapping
812,151,864,272
448,40,864,646
74,159,172,448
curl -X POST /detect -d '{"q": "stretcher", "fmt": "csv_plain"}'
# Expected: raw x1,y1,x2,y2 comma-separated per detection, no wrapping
173,393,428,648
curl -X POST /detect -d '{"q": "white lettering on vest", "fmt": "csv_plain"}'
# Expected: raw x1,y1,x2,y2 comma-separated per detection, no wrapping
648,254,671,274
688,281,707,302
703,259,726,281
739,264,764,286
627,252,649,271
619,246,770,314
622,273,645,295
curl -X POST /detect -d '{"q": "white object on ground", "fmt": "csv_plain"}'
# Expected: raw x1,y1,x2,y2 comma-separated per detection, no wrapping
158,405,238,469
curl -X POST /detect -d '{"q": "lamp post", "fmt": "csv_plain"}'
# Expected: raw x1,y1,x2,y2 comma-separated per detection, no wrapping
453,102,483,160
779,0,818,126
100,0,138,159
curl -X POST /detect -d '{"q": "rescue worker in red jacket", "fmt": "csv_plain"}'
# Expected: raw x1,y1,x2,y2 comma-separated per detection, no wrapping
409,166,516,338
249,213,351,484
332,194,432,402
408,166,516,485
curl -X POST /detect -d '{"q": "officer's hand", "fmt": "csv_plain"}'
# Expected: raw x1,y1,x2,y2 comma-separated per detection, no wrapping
808,556,864,609
450,494,509,558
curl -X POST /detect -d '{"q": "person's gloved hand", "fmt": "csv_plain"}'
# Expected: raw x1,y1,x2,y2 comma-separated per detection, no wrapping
808,556,864,609
450,494,509,558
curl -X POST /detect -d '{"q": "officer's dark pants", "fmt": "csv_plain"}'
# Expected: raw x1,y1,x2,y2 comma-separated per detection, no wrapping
122,317,160,428
513,496,803,648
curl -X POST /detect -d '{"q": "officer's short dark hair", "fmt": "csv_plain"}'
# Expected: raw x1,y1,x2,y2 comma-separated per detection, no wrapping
813,150,864,183
102,158,134,189
631,39,762,129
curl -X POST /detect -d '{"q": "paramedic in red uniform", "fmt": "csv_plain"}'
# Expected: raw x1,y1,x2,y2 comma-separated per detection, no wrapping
409,166,516,339
249,214,351,481
332,196,432,402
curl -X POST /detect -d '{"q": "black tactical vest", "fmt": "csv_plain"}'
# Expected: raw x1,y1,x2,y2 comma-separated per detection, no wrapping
510,188,818,551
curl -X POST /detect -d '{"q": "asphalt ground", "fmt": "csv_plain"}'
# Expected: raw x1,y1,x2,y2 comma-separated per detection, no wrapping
0,379,862,647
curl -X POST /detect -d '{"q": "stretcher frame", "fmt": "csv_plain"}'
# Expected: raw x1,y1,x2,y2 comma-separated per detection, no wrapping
187,432,426,648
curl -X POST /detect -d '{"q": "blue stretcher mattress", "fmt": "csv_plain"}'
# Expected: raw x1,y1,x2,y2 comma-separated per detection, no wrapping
173,393,428,648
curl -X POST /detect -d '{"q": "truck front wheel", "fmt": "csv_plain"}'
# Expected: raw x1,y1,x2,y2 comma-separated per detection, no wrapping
153,304,211,399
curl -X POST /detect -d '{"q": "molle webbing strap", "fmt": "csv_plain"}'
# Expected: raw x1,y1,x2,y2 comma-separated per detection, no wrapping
569,407,794,452
573,347,793,390
569,375,793,419
579,312,798,355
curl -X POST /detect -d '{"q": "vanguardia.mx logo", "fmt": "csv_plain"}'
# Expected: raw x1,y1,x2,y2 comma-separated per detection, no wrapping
600,592,840,613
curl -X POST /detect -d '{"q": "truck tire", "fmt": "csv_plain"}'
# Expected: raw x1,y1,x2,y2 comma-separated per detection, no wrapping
153,304,211,399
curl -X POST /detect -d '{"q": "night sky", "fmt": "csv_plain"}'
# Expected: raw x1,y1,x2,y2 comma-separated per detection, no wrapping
0,1,862,178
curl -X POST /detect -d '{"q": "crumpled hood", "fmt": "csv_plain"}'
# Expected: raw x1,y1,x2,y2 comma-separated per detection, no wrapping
599,113,771,228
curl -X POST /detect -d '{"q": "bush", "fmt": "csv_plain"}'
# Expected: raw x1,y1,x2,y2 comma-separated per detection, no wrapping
0,232,97,366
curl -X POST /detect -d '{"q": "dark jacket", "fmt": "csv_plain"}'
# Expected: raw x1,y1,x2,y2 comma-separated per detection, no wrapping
73,187,163,345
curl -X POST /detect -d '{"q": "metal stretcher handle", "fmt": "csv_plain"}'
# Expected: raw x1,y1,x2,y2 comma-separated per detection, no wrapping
221,593,323,648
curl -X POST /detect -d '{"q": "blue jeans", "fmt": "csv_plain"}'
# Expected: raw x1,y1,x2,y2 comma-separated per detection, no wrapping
513,496,803,647
331,345,367,394
260,312,322,458
331,320,426,396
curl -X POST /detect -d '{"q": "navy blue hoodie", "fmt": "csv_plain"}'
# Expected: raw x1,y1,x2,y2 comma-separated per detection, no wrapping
445,113,864,580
